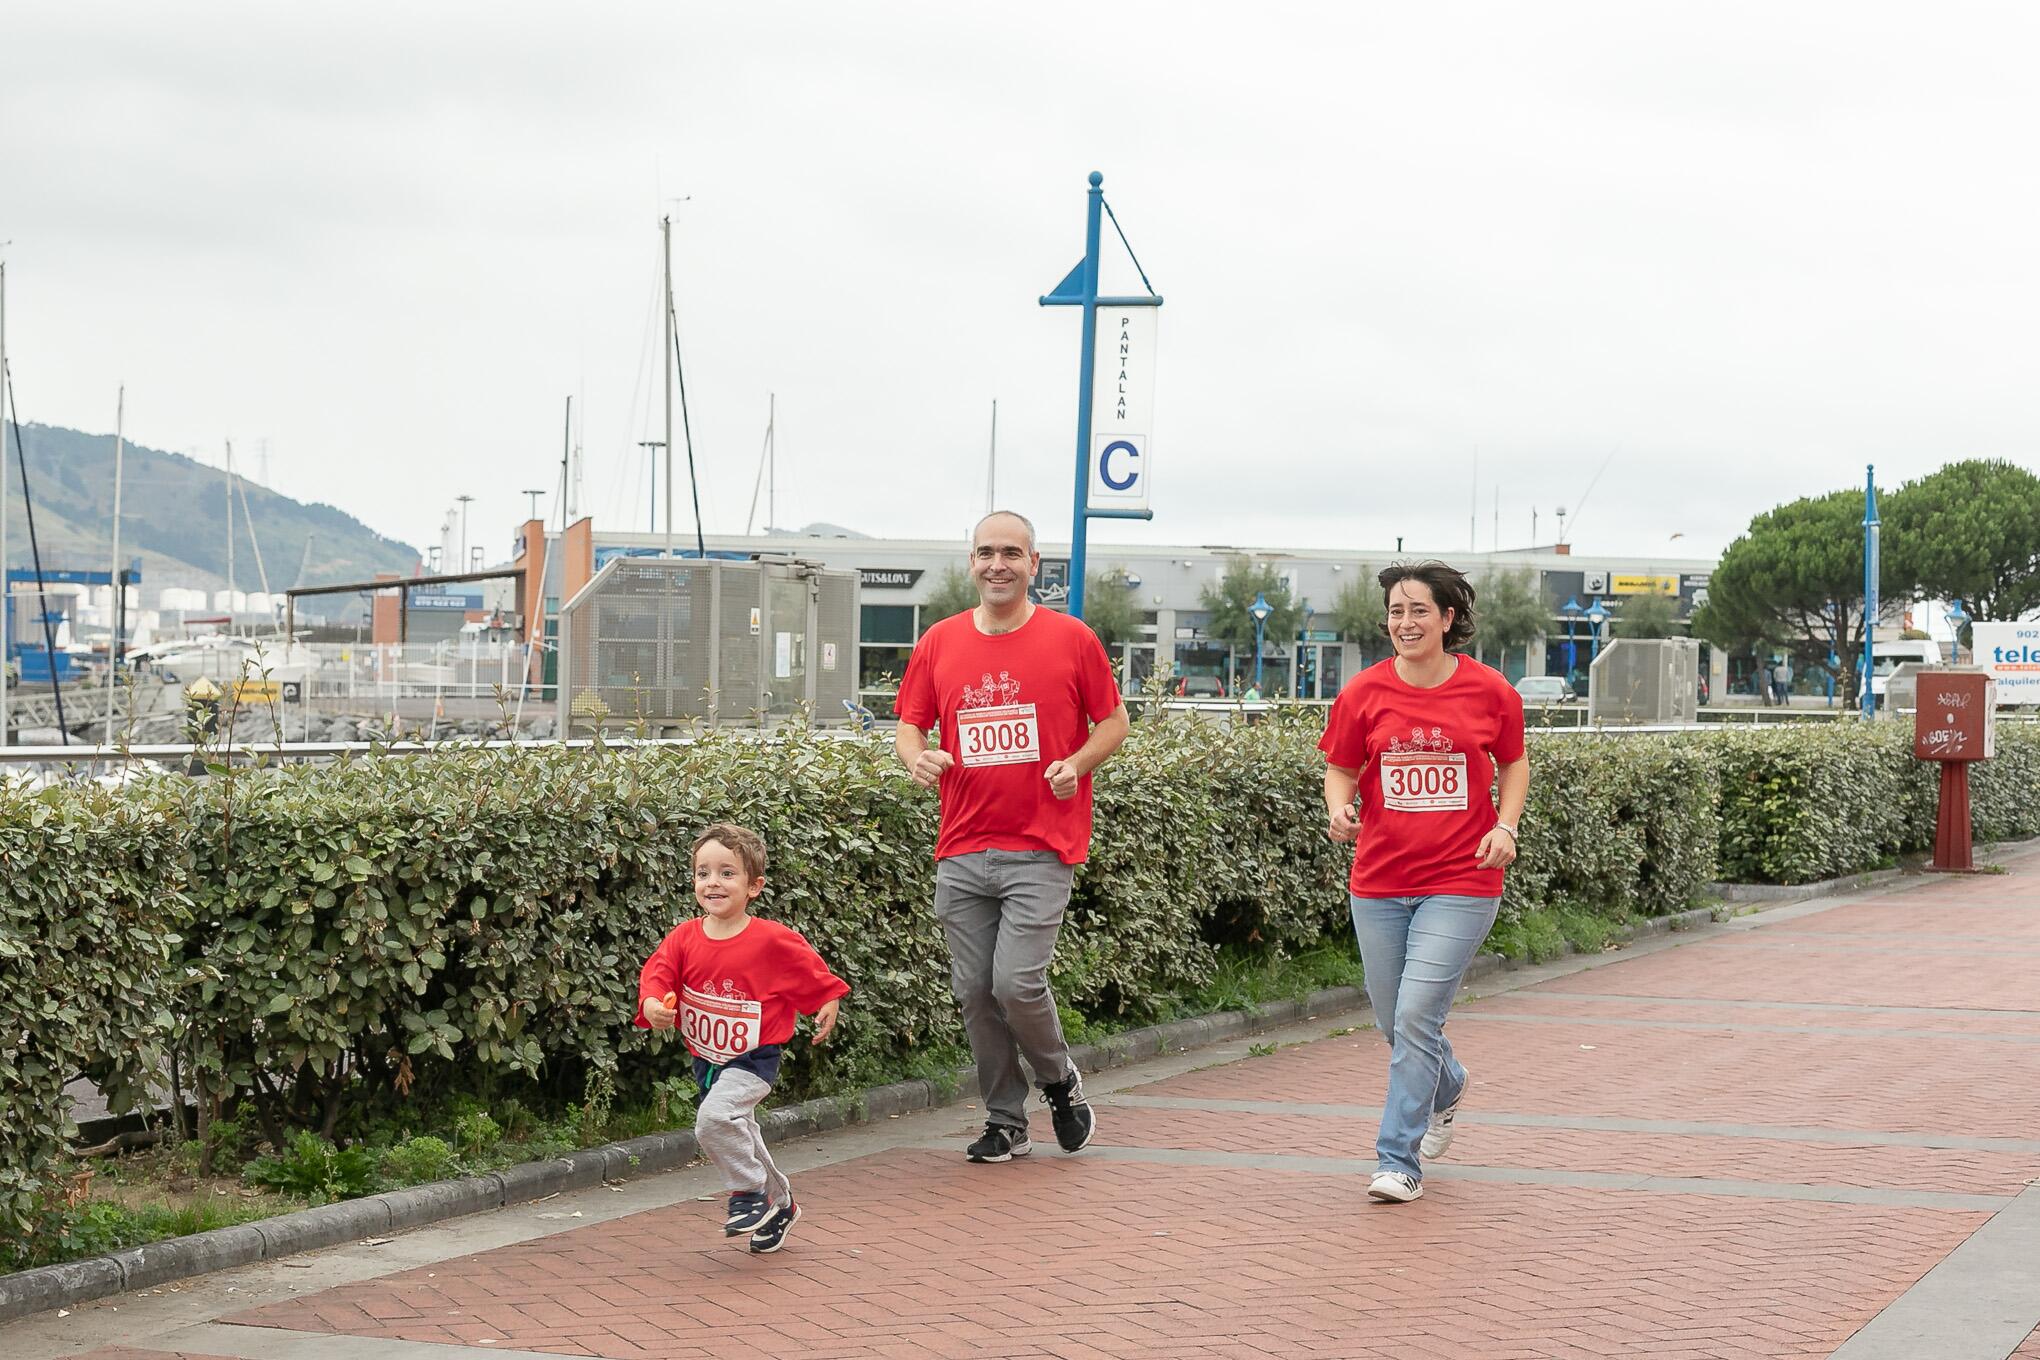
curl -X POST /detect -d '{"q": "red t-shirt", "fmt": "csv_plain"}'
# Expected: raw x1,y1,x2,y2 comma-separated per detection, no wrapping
895,606,1122,864
1318,656,1526,898
634,917,849,1066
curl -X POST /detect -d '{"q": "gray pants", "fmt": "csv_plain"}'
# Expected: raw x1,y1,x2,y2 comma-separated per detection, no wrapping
694,1068,791,1207
934,849,1076,1131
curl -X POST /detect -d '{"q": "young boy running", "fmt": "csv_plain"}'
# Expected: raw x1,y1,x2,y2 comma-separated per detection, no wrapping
637,823,849,1253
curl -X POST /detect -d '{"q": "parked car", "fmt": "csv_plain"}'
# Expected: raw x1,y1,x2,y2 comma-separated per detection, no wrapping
1176,675,1225,698
1515,675,1576,704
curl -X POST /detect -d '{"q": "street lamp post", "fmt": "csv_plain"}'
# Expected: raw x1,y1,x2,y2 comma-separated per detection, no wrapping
637,442,664,534
1586,598,1608,668
1561,595,1582,684
455,494,475,575
1250,591,1272,692
1299,602,1315,698
1946,598,1971,665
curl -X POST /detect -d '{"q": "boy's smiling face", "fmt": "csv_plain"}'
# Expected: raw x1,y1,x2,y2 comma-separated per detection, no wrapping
693,837,764,923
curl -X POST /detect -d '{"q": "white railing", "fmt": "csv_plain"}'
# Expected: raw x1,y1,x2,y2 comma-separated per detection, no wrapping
296,641,554,704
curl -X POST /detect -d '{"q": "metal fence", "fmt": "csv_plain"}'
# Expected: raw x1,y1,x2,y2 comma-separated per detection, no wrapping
297,640,554,705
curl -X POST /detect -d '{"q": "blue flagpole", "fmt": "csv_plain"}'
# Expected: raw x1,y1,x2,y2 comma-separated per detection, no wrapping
1861,464,1879,719
1066,172,1105,621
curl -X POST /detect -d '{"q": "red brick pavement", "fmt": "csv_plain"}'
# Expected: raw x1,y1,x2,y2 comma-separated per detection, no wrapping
222,1151,1983,1360
65,1350,236,1360
1137,1018,2040,1139
2015,1323,2040,1356
60,851,2040,1359
1098,1105,2039,1196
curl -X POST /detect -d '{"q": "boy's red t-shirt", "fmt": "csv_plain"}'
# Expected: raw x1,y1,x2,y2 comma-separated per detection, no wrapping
1318,656,1526,898
634,917,849,1067
895,606,1122,864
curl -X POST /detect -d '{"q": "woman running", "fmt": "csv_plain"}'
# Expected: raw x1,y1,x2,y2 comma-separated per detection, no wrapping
1319,561,1529,1204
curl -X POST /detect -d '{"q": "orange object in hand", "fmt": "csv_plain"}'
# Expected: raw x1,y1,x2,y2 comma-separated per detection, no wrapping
661,992,677,1009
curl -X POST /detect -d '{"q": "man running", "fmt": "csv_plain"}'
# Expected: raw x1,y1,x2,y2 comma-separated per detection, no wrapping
895,510,1129,1162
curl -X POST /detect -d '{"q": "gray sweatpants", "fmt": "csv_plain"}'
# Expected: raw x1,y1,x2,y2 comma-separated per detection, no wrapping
934,849,1077,1131
694,1068,791,1207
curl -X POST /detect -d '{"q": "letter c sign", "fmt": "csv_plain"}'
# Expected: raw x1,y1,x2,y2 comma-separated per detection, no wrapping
1088,432,1151,511
1099,439,1140,491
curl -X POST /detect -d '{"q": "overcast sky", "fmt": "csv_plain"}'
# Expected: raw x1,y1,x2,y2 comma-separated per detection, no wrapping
5,2,2037,572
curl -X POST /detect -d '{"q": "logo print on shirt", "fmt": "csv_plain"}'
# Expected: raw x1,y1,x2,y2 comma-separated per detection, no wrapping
960,670,1023,709
1388,726,1454,754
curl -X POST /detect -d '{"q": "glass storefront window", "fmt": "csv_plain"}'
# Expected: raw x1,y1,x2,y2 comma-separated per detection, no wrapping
861,604,916,645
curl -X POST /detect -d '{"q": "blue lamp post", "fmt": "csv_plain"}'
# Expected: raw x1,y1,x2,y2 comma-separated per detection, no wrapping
1946,598,1970,664
1300,602,1315,698
1561,595,1582,682
1250,592,1272,691
1586,597,1608,668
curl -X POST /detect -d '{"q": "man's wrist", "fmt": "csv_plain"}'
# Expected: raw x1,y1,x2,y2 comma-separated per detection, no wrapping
1493,821,1518,840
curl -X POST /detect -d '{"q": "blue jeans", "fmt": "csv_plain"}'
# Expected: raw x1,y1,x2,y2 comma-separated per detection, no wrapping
1350,893,1500,1178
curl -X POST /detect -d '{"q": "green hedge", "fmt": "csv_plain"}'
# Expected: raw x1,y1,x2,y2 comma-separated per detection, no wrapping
0,784,191,1240
1712,722,2040,883
4,716,2036,1240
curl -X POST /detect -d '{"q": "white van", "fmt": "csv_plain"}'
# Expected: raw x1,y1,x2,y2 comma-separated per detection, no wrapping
1870,639,1943,699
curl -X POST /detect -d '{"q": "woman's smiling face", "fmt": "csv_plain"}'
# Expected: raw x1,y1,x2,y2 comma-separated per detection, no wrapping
1386,579,1454,660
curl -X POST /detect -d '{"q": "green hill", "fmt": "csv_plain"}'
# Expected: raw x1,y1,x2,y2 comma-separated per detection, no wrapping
4,422,419,608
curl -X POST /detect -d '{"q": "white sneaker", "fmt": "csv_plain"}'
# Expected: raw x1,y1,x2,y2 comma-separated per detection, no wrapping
1421,1095,1462,1161
1368,1171,1423,1204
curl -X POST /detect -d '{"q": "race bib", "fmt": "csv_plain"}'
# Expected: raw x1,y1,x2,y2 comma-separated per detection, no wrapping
955,703,1042,767
1379,752,1468,812
681,985,762,1064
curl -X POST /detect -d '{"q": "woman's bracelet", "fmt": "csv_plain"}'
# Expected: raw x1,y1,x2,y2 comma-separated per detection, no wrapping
1493,822,1519,840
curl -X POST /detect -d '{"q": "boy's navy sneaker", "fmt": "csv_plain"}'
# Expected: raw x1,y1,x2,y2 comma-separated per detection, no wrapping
1040,1070,1096,1153
748,1199,801,1254
965,1122,1032,1163
723,1190,771,1236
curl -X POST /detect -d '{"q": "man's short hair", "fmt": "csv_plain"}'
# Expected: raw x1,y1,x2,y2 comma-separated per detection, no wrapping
692,822,769,880
971,510,1037,554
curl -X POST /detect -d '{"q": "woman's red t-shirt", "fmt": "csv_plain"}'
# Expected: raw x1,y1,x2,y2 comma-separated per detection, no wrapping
1318,656,1526,898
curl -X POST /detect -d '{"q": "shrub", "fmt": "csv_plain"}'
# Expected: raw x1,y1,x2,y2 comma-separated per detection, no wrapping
5,714,2035,1250
0,780,192,1235
242,1132,380,1204
382,1135,458,1186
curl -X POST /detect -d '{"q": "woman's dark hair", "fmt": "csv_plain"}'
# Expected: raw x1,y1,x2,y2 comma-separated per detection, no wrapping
1378,560,1477,651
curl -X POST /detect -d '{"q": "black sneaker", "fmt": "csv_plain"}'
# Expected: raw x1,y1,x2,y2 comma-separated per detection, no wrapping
748,1199,801,1254
965,1122,1032,1163
723,1190,771,1236
1040,1070,1096,1153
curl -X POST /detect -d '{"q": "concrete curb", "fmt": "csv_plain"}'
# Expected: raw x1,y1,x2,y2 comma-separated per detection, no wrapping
0,885,1864,1323
1704,867,1908,903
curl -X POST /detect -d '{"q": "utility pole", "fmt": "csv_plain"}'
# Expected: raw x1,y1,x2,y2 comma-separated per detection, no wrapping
455,494,475,574
662,213,675,558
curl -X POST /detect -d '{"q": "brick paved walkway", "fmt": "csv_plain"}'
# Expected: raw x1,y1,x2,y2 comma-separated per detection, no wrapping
14,843,2040,1360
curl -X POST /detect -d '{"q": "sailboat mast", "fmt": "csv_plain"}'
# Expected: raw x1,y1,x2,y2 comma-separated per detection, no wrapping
225,439,236,632
661,214,674,559
767,392,775,531
108,386,125,730
987,399,997,515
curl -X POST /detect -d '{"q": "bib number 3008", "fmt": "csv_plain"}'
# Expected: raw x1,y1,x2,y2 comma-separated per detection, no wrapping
1379,752,1469,812
956,703,1042,768
681,985,762,1064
